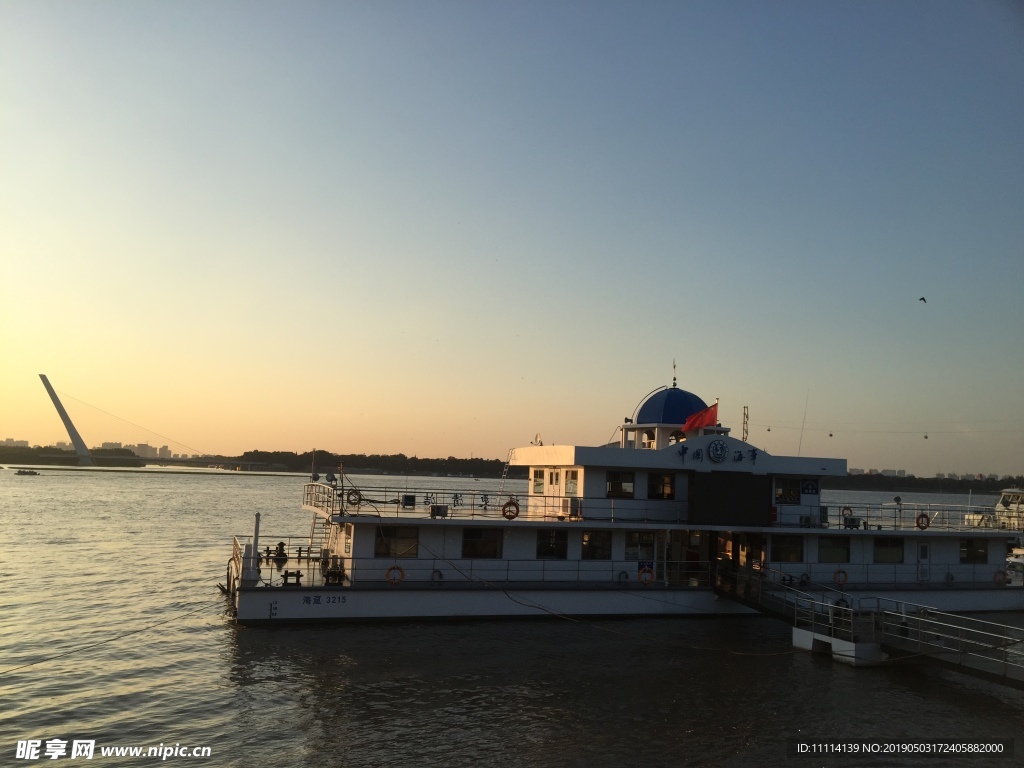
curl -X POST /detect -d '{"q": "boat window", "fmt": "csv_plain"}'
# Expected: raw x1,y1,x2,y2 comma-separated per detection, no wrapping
625,531,656,560
549,470,560,489
959,538,988,564
344,523,353,555
774,478,802,505
873,537,904,564
462,528,503,559
581,531,612,560
668,430,685,444
565,470,579,496
647,473,675,500
536,529,568,559
606,471,635,499
642,430,656,449
817,536,850,564
533,470,544,494
374,526,419,558
770,535,804,563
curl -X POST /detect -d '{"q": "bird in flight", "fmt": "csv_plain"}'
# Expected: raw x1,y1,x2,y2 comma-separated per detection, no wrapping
919,297,927,303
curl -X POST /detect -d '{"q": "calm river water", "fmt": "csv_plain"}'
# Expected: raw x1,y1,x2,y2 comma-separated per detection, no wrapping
1,468,1021,767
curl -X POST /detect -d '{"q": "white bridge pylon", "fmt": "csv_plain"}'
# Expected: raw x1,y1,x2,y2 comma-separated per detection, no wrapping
39,374,96,466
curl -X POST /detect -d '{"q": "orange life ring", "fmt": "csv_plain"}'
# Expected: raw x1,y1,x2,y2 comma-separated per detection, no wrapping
638,566,654,586
916,513,930,530
994,569,1007,587
385,565,405,585
841,506,852,517
833,569,848,588
502,500,520,520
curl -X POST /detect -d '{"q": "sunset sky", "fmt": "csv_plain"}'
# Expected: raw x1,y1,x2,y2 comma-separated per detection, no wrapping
2,1,1022,477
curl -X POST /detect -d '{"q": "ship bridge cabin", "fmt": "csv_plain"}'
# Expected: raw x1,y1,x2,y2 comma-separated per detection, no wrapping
510,384,845,529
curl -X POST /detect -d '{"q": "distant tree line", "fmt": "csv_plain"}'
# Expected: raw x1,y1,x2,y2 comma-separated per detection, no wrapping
237,450,528,479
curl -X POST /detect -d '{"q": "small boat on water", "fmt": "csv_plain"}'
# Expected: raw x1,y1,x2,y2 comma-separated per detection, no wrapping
15,469,40,476
223,382,1024,623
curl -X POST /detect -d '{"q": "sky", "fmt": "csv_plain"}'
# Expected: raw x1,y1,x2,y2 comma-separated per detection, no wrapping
1,1,1022,477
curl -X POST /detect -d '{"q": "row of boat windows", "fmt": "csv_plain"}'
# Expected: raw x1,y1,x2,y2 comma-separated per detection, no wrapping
539,471,806,503
770,535,990,564
606,471,675,500
374,528,661,561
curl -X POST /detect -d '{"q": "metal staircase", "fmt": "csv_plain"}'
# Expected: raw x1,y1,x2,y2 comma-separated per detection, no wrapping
309,515,332,556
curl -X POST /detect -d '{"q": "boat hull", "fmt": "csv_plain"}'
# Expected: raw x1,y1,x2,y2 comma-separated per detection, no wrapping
233,586,756,623
232,584,1024,624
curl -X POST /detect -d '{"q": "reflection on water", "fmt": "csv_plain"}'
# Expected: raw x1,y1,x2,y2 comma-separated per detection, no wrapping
225,617,1024,768
0,471,1021,767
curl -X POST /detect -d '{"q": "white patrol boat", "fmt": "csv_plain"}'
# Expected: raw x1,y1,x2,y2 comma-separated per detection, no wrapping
223,383,1024,623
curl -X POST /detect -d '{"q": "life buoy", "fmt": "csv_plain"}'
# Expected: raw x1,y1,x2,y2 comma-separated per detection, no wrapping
385,565,405,585
916,513,930,530
502,500,520,520
431,569,444,584
841,506,852,517
638,566,655,586
347,489,362,505
833,569,848,588
994,569,1007,587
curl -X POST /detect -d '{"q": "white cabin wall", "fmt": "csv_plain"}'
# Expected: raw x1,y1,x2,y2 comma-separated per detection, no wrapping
418,526,446,561
442,526,465,559
352,526,376,559
504,527,536,560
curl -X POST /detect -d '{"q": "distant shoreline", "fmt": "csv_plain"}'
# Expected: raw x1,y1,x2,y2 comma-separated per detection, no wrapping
3,450,1018,494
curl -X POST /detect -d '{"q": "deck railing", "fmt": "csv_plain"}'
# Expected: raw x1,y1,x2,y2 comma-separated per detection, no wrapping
229,538,713,590
301,483,1022,533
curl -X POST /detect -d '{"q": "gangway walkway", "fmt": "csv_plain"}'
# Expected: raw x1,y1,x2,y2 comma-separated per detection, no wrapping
716,563,1024,687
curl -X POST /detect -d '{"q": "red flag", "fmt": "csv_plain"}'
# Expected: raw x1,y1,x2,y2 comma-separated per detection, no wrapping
681,402,718,432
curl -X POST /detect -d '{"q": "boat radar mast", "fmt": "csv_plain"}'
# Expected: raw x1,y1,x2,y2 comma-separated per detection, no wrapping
38,374,96,466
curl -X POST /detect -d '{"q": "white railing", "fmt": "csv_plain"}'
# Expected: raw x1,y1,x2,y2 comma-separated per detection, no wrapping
770,562,1016,590
228,541,713,590
813,502,1024,533
304,483,1018,532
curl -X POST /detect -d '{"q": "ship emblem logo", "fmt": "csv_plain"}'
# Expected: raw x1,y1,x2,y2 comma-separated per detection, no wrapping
708,439,729,463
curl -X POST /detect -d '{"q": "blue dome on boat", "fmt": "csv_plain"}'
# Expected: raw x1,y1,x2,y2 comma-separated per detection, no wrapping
635,387,708,425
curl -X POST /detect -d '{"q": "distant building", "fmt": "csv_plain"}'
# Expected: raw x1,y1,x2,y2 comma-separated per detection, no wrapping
129,443,158,458
101,442,123,450
2,438,29,447
158,445,172,460
848,468,865,475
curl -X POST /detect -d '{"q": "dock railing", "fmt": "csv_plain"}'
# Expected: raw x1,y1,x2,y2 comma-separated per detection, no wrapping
722,563,1024,684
